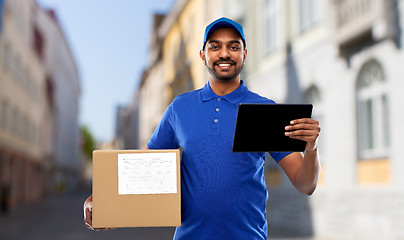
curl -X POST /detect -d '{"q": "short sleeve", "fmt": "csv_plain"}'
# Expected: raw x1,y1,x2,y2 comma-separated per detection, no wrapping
269,151,293,163
147,103,178,149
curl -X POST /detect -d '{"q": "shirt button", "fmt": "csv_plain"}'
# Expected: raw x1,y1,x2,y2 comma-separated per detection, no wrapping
214,118,219,123
216,108,220,112
217,97,221,102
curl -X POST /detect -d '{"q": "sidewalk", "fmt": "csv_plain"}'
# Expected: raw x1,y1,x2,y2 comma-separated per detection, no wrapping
0,191,319,240
0,191,175,240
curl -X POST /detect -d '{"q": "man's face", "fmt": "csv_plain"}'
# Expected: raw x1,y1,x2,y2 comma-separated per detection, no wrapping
200,28,247,82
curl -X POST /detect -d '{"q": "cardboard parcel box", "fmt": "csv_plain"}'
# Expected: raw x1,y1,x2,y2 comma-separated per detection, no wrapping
92,149,181,228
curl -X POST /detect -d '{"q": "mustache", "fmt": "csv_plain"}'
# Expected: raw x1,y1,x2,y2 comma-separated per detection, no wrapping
213,58,236,65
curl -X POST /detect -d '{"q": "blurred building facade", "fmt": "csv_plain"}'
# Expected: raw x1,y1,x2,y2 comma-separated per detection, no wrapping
36,3,82,194
238,0,404,239
119,0,212,149
114,103,140,150
0,0,81,212
117,0,404,239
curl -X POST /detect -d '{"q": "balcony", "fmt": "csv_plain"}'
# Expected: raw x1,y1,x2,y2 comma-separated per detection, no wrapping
332,0,398,58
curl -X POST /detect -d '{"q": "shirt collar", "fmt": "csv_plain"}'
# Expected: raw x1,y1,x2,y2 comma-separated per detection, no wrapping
201,80,249,104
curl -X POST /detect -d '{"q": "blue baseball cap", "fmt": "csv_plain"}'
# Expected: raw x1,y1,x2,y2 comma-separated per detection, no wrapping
202,17,246,49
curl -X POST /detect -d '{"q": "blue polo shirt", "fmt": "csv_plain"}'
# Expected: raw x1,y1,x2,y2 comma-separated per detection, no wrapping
148,81,291,240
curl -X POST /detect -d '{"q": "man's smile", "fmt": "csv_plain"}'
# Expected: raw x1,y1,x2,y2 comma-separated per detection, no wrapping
214,61,236,70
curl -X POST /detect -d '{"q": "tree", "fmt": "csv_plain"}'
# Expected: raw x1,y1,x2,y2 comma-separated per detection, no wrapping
81,125,96,162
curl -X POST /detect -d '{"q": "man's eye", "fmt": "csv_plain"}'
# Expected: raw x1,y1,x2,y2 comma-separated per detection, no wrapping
231,46,240,50
210,45,219,50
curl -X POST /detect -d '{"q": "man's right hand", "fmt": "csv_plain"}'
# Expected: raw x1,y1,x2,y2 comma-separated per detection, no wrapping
83,195,95,230
83,195,110,231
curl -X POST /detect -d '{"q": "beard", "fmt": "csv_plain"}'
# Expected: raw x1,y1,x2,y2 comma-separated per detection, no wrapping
205,58,244,82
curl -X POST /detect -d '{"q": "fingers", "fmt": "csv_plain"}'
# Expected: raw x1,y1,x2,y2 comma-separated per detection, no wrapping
84,206,93,228
286,118,319,130
84,195,95,230
285,118,320,143
83,195,111,231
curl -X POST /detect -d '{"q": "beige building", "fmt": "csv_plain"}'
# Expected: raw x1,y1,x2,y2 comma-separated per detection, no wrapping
137,14,168,149
133,0,210,148
0,0,81,211
0,0,49,207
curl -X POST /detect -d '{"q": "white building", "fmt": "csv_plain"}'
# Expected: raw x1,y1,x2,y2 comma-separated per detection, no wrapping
228,0,404,239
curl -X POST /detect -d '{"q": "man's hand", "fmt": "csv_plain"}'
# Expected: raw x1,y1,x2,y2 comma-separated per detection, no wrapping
83,195,109,231
284,118,321,151
83,195,95,230
280,118,321,195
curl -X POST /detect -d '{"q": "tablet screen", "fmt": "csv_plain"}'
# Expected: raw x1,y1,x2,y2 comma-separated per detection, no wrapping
232,104,313,152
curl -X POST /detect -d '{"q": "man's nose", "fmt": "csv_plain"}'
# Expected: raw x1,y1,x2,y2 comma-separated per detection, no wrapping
218,47,231,59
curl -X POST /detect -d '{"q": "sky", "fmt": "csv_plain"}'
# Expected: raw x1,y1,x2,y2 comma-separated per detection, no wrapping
36,0,175,143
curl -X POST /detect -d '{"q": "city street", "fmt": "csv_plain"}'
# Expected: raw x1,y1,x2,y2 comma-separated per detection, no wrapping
0,191,316,240
0,191,175,240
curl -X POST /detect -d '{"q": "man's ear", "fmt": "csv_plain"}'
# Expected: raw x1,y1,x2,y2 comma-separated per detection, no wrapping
199,50,206,65
243,49,247,61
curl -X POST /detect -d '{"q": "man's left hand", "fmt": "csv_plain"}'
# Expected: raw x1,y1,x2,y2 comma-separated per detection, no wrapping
285,118,321,151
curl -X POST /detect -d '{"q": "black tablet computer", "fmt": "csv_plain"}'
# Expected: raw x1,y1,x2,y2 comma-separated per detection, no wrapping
232,103,313,152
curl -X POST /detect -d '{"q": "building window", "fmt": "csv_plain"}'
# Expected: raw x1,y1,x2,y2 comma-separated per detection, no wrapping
2,42,11,74
1,99,8,130
12,107,19,137
22,115,28,141
299,0,320,33
357,60,390,159
33,26,45,60
0,43,3,69
264,0,280,54
14,57,22,87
